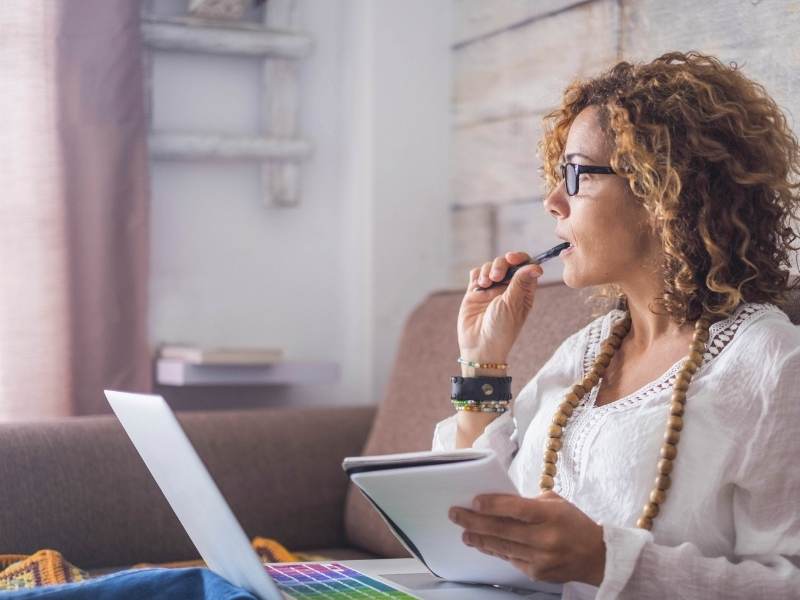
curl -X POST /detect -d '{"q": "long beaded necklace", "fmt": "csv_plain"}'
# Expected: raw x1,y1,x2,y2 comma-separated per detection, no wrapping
539,311,712,530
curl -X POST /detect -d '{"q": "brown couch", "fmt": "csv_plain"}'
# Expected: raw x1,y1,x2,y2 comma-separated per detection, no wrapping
2,282,798,571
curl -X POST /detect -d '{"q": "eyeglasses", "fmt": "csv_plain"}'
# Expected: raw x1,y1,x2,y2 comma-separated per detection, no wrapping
559,162,616,196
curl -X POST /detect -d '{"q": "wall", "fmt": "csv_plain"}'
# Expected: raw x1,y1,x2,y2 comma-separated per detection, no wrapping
450,0,800,286
148,0,452,408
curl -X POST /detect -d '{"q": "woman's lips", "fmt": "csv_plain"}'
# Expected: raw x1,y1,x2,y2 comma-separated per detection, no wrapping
561,244,576,256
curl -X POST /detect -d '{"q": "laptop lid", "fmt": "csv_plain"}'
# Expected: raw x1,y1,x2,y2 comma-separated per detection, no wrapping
105,390,282,600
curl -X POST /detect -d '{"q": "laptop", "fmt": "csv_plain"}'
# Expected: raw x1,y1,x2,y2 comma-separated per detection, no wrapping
105,391,557,599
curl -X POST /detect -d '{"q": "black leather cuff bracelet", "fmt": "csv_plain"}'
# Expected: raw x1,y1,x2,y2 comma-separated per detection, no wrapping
451,375,512,402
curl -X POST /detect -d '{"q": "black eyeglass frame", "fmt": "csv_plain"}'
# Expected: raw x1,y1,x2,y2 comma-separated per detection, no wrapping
559,162,616,196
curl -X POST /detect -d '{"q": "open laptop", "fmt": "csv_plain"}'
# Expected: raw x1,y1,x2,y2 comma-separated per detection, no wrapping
106,391,557,599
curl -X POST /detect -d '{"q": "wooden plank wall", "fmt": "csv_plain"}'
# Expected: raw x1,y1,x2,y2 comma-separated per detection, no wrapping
450,0,800,286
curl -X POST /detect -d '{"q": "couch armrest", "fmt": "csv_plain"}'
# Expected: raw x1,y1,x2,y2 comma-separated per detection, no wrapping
0,405,375,569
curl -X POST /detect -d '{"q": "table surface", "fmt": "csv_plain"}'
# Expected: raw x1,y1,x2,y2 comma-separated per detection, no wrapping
339,558,563,599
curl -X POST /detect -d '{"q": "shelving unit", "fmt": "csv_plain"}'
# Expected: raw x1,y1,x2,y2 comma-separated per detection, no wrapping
140,0,313,207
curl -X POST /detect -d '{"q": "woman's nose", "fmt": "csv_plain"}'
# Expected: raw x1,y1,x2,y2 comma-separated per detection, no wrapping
543,181,570,219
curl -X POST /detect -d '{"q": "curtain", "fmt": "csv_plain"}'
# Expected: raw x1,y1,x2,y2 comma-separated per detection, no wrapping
0,0,150,419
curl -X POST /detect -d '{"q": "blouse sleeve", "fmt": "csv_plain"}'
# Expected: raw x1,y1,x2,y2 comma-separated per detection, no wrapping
597,345,800,600
432,323,589,470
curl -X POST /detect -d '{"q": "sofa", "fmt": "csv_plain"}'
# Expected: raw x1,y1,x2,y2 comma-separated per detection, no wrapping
2,281,798,572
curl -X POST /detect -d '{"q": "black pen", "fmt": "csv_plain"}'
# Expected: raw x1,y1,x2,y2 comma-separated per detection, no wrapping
474,241,571,292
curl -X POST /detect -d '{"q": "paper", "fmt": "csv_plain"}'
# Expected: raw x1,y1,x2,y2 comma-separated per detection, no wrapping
346,450,562,595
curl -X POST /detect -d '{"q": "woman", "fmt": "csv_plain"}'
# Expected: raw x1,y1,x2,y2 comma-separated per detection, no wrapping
436,51,800,599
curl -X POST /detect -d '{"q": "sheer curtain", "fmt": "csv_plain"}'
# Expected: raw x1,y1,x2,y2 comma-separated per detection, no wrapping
0,0,150,419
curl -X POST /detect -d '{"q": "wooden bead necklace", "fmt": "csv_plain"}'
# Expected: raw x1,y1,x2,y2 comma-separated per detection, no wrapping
539,311,712,530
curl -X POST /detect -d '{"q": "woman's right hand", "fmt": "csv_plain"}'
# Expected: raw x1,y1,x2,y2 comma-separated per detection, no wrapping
457,251,544,366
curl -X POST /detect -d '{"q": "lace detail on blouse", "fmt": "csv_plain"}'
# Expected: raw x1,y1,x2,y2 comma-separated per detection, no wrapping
556,312,619,500
553,302,779,500
582,315,606,376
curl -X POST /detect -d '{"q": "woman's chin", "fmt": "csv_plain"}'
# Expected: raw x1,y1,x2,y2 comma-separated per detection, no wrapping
561,265,600,290
561,265,583,289
562,275,586,289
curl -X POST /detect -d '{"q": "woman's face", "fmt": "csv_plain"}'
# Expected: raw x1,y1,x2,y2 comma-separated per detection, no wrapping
543,105,661,290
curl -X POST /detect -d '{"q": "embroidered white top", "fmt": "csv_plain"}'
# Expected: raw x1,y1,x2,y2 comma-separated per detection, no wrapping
433,302,800,599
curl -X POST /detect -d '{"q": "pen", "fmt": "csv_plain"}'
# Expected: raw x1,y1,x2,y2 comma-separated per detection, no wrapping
473,241,571,292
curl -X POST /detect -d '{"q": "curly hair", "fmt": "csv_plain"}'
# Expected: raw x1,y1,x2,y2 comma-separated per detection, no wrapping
539,50,800,323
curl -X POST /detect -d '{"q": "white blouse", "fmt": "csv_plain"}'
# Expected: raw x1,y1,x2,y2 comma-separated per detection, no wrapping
433,302,800,599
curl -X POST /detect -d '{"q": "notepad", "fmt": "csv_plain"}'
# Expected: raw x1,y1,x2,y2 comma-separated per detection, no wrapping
343,449,562,595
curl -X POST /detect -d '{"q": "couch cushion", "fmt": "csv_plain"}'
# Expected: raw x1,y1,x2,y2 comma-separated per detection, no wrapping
0,406,374,569
344,282,595,557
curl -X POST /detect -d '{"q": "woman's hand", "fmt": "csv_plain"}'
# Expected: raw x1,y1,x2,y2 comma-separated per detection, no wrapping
448,491,606,586
458,251,543,365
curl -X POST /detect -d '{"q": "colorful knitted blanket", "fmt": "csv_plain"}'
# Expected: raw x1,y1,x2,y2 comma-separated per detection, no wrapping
0,537,320,592
0,551,86,591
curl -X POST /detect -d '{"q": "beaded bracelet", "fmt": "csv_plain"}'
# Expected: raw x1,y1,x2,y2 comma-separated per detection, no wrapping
451,399,510,413
457,357,509,370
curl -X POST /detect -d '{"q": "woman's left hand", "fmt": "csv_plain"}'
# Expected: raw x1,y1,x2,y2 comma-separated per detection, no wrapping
448,491,606,586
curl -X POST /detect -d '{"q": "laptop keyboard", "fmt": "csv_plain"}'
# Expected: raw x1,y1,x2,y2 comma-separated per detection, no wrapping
266,562,416,599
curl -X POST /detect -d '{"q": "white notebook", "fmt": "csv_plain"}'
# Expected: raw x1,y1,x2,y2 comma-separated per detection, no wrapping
343,449,563,595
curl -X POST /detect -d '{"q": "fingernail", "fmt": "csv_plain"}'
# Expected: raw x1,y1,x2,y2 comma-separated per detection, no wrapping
448,508,458,522
472,498,482,511
462,532,473,546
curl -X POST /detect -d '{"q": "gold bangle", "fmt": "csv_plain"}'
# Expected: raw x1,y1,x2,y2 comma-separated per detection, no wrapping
457,357,509,370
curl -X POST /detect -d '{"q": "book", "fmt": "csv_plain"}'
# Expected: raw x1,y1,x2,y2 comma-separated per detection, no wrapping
342,449,563,595
158,345,283,366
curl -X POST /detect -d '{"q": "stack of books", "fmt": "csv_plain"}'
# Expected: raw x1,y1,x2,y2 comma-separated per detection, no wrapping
158,345,284,366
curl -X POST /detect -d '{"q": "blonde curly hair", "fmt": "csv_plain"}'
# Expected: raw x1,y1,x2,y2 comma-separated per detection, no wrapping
539,51,800,323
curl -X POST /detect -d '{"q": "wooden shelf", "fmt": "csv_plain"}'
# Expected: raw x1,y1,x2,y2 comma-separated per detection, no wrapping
148,132,312,161
141,17,313,58
156,359,340,386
